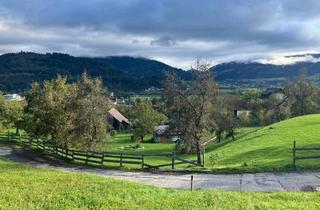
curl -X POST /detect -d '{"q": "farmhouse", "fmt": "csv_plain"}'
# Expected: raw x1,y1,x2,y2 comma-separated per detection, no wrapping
153,125,181,143
108,108,131,131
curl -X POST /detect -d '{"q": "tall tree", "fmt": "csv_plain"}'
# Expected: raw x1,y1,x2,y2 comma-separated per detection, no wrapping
70,73,111,150
131,100,167,142
24,76,76,150
165,60,218,164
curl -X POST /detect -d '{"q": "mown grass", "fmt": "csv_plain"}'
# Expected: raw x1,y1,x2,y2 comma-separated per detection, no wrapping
205,114,320,173
2,114,320,173
0,157,320,210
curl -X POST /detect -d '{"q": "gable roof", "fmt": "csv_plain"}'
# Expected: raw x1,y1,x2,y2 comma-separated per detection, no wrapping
108,108,131,125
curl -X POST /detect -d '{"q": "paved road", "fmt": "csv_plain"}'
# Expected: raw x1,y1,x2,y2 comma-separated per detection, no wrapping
1,144,320,192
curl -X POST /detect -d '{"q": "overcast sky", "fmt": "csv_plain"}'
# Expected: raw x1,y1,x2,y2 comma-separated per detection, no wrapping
1,0,320,68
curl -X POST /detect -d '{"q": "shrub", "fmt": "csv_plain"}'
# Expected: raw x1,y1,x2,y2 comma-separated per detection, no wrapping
110,130,117,137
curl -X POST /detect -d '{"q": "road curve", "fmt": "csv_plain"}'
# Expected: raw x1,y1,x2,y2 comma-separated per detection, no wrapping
1,144,320,192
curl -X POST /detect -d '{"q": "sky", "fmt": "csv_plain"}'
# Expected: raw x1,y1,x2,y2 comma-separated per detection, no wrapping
1,0,320,69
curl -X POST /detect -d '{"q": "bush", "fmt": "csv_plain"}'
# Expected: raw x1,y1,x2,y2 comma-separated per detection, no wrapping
110,130,117,137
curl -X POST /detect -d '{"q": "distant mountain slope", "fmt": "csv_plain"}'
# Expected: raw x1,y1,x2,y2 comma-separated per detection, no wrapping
212,59,320,88
103,56,192,87
0,52,182,93
104,56,188,77
0,52,191,93
212,61,320,80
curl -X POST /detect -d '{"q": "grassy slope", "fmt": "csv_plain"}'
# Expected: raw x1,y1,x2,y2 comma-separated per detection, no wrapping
0,157,320,210
102,133,176,166
206,114,320,172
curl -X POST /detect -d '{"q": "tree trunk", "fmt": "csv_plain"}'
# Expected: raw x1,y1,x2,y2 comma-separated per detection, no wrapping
196,141,202,165
141,135,144,142
231,130,235,141
217,131,221,143
15,127,20,135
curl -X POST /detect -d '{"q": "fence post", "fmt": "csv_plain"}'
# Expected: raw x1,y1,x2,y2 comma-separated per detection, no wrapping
120,153,123,167
141,155,144,169
293,140,296,167
101,152,104,165
202,147,205,167
85,152,89,164
190,175,194,191
172,151,175,169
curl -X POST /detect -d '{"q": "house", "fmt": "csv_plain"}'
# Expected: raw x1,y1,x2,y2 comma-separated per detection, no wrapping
107,108,131,131
234,109,252,117
4,94,24,101
153,125,181,143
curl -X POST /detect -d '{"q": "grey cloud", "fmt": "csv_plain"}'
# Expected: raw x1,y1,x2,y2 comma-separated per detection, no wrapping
0,0,320,68
150,36,176,46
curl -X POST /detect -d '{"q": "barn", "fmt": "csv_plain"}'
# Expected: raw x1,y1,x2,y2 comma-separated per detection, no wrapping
108,108,131,131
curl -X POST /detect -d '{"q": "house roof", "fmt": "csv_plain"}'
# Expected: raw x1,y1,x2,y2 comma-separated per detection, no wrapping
108,108,131,125
154,125,169,134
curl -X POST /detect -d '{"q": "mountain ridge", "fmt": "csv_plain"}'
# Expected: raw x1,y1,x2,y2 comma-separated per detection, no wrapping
0,52,319,94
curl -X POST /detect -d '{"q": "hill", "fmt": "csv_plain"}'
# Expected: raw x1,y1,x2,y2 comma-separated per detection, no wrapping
0,157,319,209
212,60,320,88
0,52,188,93
205,114,320,172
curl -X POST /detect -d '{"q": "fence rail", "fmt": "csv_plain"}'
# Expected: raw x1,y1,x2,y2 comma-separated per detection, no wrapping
292,140,320,166
1,131,204,170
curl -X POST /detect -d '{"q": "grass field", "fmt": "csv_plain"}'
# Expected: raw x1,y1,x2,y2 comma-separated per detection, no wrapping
0,157,320,210
1,114,320,172
205,114,320,172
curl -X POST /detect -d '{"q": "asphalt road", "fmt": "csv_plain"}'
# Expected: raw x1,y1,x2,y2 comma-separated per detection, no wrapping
1,144,320,192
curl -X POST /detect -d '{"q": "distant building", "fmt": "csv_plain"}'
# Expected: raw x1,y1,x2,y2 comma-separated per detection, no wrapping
107,108,131,131
4,94,24,101
153,125,181,143
234,110,252,117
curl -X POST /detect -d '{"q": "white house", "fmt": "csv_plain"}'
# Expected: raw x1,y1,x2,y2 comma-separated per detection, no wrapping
4,94,24,101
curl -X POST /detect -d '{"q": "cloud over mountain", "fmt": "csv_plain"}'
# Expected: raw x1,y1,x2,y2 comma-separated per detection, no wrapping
1,0,320,68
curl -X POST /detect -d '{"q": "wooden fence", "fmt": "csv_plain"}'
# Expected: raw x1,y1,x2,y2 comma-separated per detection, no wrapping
1,132,203,169
292,140,320,166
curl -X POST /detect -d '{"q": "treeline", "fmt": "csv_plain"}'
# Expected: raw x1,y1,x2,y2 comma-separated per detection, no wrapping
238,71,320,126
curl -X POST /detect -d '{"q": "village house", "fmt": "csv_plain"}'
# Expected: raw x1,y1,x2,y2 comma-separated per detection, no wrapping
153,125,181,143
107,108,131,131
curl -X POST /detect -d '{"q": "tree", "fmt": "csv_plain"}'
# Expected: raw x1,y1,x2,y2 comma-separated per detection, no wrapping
24,73,111,151
0,93,5,130
284,70,319,116
241,88,262,101
70,73,111,150
3,100,26,135
131,100,166,142
24,76,76,150
210,94,239,142
165,60,218,164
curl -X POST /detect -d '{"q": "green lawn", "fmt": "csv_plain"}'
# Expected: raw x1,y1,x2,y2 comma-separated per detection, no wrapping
0,157,319,210
2,114,320,173
102,133,178,167
205,114,320,173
